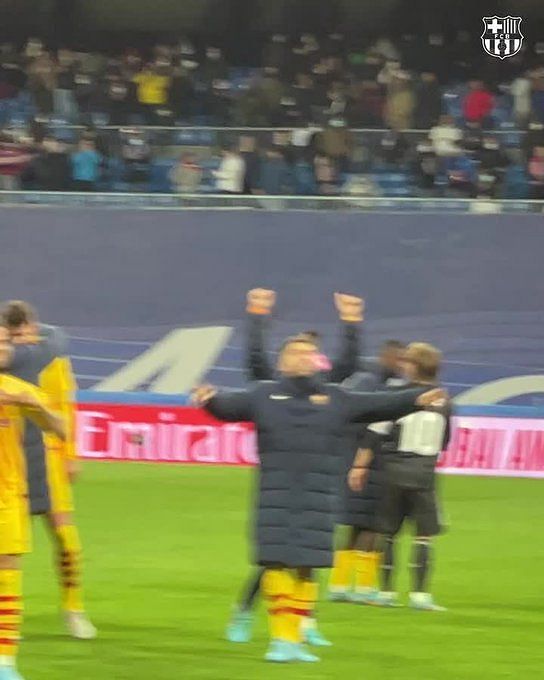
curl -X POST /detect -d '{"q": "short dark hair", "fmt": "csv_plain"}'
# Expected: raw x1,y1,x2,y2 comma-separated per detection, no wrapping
1,300,37,328
381,339,405,351
302,330,321,343
279,334,316,353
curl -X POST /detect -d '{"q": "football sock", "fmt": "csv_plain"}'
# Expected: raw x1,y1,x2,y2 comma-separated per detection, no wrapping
382,536,395,592
412,539,432,593
238,567,265,612
0,570,22,661
328,550,355,591
56,524,84,612
262,569,294,642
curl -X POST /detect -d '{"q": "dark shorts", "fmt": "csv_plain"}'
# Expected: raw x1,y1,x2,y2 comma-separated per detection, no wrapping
377,483,441,537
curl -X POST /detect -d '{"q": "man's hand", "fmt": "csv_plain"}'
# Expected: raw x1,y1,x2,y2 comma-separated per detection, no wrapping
192,384,217,406
416,388,448,408
348,466,368,492
334,293,365,323
246,288,276,315
66,459,81,484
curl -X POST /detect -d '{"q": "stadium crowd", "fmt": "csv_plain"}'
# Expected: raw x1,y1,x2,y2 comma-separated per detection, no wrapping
0,33,544,198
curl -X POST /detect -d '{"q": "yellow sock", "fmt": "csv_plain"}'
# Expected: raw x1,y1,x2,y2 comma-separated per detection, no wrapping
373,551,383,588
289,579,318,643
0,569,22,660
355,551,381,592
328,550,355,591
56,524,84,612
262,569,294,642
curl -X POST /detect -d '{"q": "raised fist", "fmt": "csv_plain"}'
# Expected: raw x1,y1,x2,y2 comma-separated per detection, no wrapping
334,293,365,322
191,384,218,406
246,288,276,315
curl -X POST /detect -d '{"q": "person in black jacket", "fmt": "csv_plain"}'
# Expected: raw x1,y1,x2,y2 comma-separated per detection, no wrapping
349,342,451,611
226,288,361,648
193,333,444,663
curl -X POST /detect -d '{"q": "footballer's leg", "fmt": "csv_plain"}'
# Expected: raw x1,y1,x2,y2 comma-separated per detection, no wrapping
45,512,97,639
0,502,29,680
327,526,356,601
300,571,331,648
352,529,381,604
375,484,404,608
409,489,446,612
290,568,319,663
225,568,264,643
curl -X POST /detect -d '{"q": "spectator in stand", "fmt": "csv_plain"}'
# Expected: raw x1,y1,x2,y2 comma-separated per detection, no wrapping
170,65,196,122
414,72,442,129
213,145,245,194
258,146,292,195
120,128,152,188
314,153,338,195
133,64,171,125
263,34,289,74
23,136,70,191
413,141,439,196
379,129,408,167
0,45,26,99
325,80,348,118
528,146,544,199
463,80,494,127
316,118,352,172
292,73,317,123
199,47,229,86
523,120,544,163
170,152,202,194
463,121,484,159
477,136,509,198
377,59,401,88
54,49,78,121
346,81,384,128
239,135,260,194
27,51,57,115
384,71,415,130
429,115,463,158
0,135,33,190
511,71,532,127
71,138,102,191
444,146,477,198
530,72,544,123
104,74,132,126
259,67,285,125
73,64,98,124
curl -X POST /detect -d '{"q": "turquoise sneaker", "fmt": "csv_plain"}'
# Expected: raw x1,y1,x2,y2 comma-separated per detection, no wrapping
265,639,293,663
409,592,447,612
291,643,320,663
304,627,333,647
327,589,350,602
350,587,378,605
374,591,403,608
225,609,253,643
0,666,24,680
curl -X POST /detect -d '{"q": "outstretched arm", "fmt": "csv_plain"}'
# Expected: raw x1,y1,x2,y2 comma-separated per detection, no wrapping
0,387,66,440
343,386,447,424
193,384,254,422
327,293,364,383
245,288,277,381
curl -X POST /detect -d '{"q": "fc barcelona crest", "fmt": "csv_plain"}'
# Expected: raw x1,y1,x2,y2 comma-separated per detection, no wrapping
481,16,524,60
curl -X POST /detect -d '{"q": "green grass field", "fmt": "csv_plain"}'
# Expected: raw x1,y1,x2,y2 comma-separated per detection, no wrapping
20,462,544,680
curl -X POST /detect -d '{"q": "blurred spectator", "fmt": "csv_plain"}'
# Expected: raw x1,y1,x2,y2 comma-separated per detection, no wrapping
213,145,245,194
271,129,296,165
414,72,442,129
120,128,152,187
377,59,401,87
0,136,33,190
511,71,531,127
463,121,484,159
523,120,544,162
528,146,544,198
444,150,477,197
134,65,171,124
263,34,289,73
258,147,292,195
384,72,415,130
463,80,494,126
54,49,78,121
199,47,229,85
170,66,195,121
259,67,285,125
429,115,462,157
325,80,348,118
314,153,338,194
342,173,380,198
413,141,439,195
170,152,202,193
502,163,529,199
71,138,102,191
24,136,70,190
345,81,384,128
370,37,400,62
239,135,260,194
73,66,98,123
477,136,509,198
27,52,57,114
105,75,132,126
292,73,317,123
379,129,408,166
316,118,352,172
531,72,544,123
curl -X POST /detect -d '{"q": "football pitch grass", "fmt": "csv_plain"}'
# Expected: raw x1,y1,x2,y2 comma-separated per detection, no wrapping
21,462,544,680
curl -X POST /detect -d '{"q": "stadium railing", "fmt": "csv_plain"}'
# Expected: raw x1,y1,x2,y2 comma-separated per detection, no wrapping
0,191,542,213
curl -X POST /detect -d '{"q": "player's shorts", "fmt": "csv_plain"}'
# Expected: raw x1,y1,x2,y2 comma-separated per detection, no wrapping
377,483,442,537
0,498,31,555
46,450,74,515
